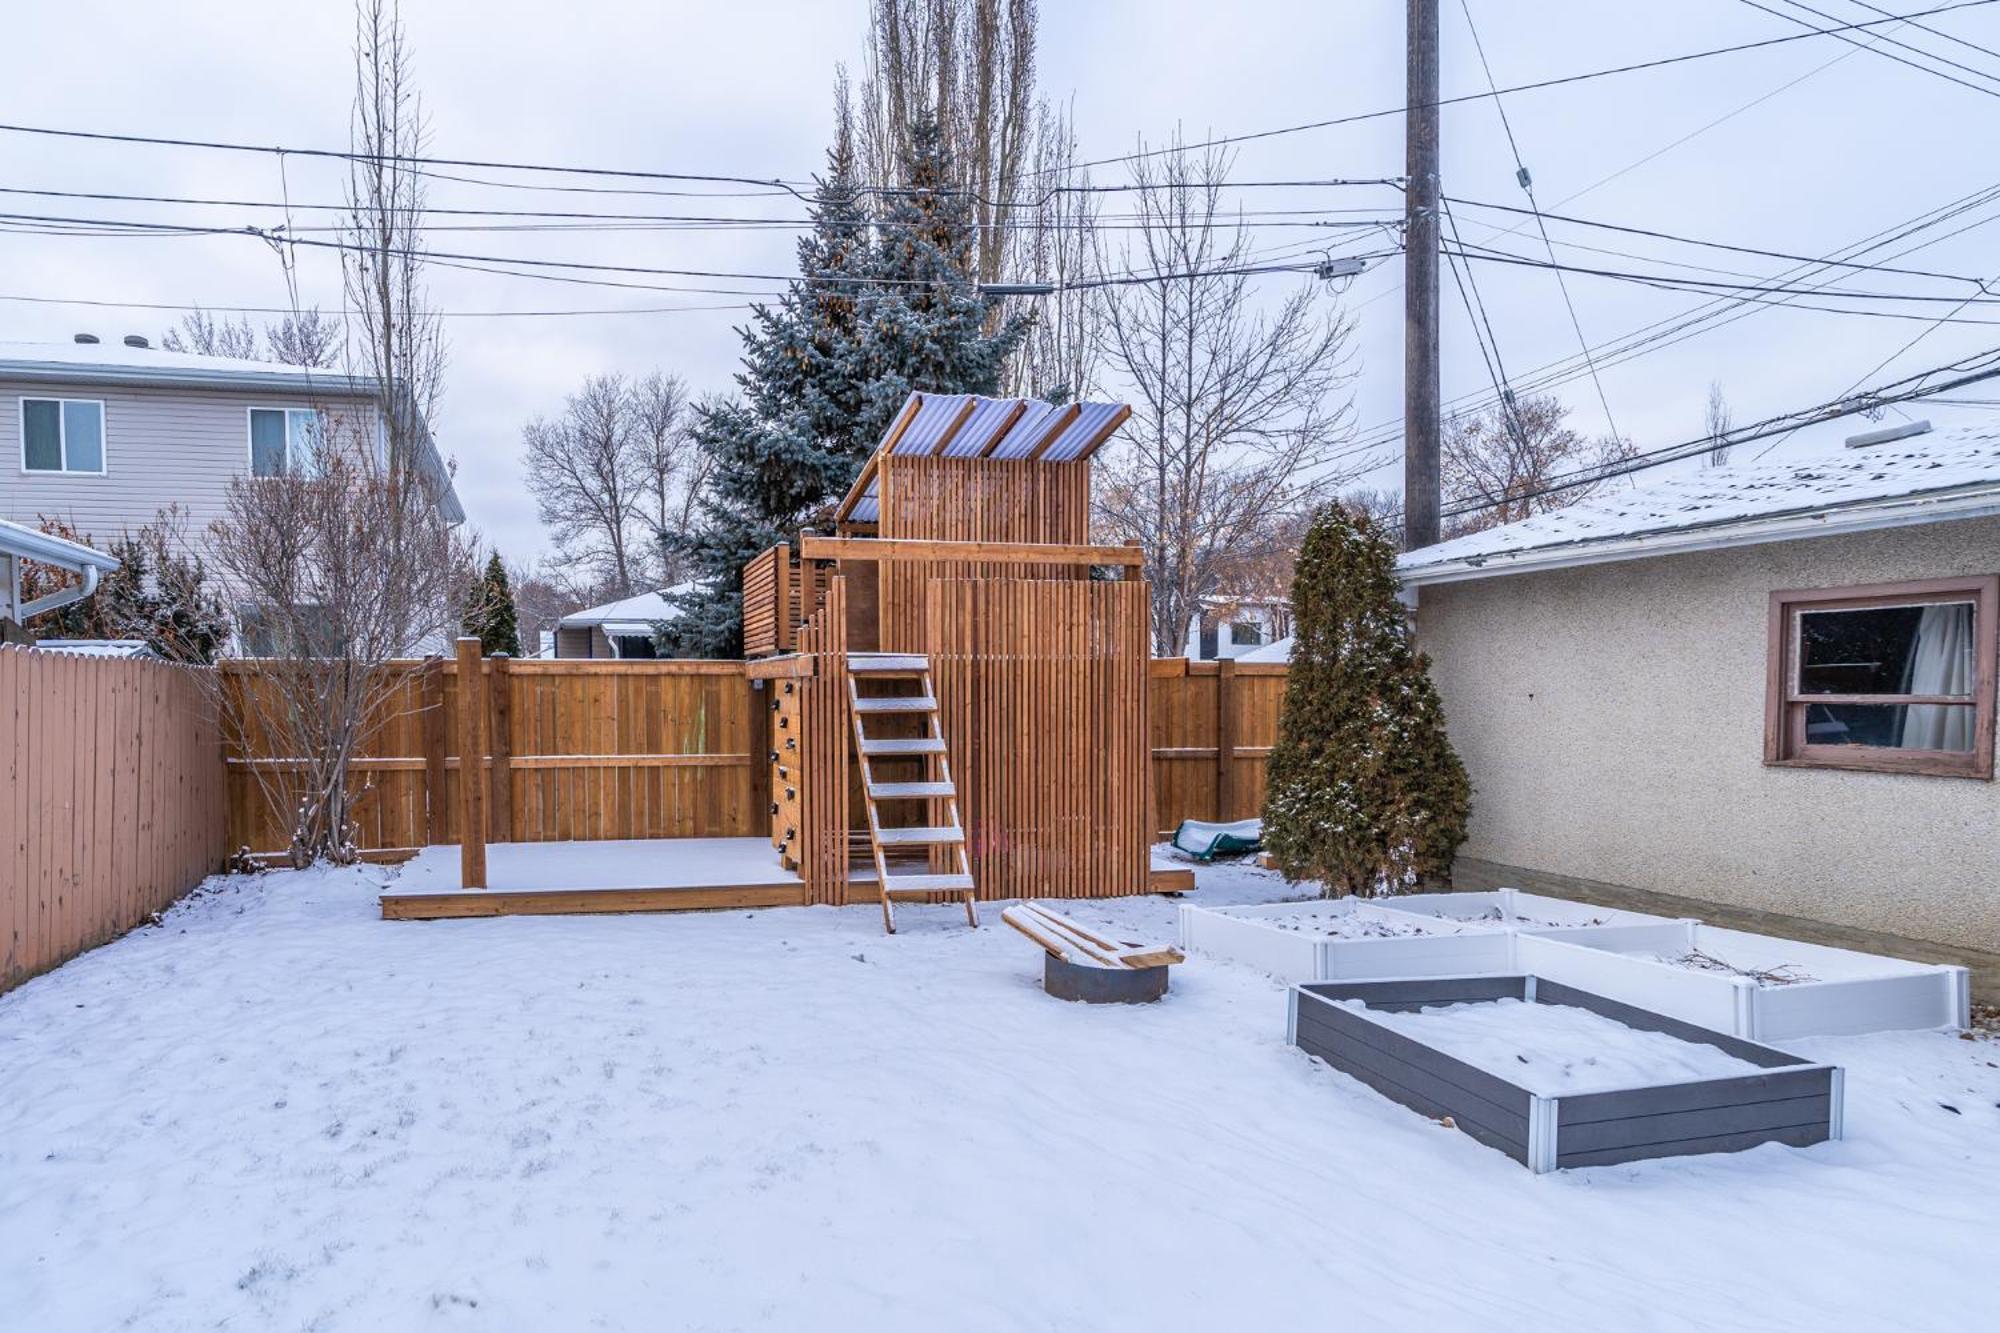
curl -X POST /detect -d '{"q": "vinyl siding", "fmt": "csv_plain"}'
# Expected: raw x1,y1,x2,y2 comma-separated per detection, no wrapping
0,377,381,543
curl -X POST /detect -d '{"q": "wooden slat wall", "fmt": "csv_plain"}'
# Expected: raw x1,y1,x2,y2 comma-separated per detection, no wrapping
795,578,850,904
878,454,1091,546
1,645,229,995
741,544,783,658
1149,658,1289,836
924,577,1153,900
223,647,1287,861
225,658,766,853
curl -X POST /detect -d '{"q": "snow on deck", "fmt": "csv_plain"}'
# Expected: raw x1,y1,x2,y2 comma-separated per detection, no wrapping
1,857,1994,1330
391,837,803,895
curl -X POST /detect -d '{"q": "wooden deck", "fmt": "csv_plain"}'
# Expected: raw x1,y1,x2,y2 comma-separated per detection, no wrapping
380,838,1196,920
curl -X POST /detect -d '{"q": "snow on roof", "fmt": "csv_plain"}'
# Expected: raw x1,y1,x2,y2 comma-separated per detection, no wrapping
1236,635,1292,664
31,639,158,659
1397,425,2000,586
0,339,380,393
558,583,698,632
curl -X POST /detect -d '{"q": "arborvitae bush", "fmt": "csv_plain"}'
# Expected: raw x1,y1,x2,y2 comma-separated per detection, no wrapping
1261,502,1469,896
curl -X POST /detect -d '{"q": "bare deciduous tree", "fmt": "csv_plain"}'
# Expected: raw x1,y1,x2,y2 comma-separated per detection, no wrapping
162,306,343,368
1441,393,1636,536
521,374,645,597
204,0,462,867
208,435,471,866
1003,101,1103,401
162,309,260,360
1092,140,1362,654
857,0,1038,288
626,371,712,585
344,0,444,483
1704,380,1733,467
267,308,344,369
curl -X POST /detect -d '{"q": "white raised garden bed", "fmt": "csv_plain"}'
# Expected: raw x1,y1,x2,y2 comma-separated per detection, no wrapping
1380,888,1697,955
1177,899,1514,983
1517,925,1972,1041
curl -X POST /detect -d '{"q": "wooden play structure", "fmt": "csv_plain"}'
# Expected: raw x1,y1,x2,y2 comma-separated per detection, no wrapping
742,390,1181,930
375,389,1194,923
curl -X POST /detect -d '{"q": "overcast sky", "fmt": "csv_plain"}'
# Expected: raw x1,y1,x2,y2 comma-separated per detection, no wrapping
6,0,1999,564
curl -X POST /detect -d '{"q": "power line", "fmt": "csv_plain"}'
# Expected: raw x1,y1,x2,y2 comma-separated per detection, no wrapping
1060,1,2000,173
1456,0,1623,441
1437,345,2000,520
1444,240,2000,304
0,292,757,320
1848,0,2000,59
1736,0,2000,95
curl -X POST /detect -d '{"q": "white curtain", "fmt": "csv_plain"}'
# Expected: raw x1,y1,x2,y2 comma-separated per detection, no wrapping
1899,602,1975,750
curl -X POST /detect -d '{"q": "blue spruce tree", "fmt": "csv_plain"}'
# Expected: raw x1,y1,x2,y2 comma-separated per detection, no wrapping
660,108,1027,657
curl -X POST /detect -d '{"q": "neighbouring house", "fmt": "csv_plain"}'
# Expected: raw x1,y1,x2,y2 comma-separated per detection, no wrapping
1399,424,2000,955
551,583,693,659
1185,594,1292,660
0,515,120,641
1,334,465,650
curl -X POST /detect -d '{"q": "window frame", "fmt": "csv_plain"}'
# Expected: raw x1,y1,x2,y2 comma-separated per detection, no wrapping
245,405,327,478
1764,575,1998,780
18,396,108,475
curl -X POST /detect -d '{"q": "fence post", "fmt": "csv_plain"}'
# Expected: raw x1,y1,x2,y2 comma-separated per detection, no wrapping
455,637,488,888
488,653,513,844
1215,655,1237,821
420,656,446,845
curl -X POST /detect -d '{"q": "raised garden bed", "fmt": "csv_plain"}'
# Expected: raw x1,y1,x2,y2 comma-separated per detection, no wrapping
1177,900,1512,983
1290,976,1844,1172
1380,889,1696,955
1516,926,1972,1041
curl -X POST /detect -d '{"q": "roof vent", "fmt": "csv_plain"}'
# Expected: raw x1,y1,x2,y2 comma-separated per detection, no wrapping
1845,420,1930,449
123,334,150,349
73,332,100,345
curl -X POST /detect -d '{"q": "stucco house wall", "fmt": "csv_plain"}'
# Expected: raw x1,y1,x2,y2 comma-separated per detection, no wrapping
1416,513,2000,953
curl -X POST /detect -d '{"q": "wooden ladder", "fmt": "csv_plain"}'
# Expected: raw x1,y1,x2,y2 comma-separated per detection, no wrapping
846,652,977,934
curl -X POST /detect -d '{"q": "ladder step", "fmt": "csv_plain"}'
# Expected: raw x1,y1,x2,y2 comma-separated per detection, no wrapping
859,737,947,756
866,780,957,800
848,653,930,674
853,696,937,713
879,872,976,896
873,824,964,846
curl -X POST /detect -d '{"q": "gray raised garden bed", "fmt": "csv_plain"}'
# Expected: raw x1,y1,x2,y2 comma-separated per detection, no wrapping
1289,976,1843,1172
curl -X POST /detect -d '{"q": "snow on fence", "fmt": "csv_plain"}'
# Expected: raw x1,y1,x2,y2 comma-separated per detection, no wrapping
0,644,228,995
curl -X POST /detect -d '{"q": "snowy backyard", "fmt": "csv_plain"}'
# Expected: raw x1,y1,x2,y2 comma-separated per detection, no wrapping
1,856,1995,1332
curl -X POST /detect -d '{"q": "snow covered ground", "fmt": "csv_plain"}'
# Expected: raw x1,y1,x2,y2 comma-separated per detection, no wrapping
1348,995,1763,1094
1,854,1994,1332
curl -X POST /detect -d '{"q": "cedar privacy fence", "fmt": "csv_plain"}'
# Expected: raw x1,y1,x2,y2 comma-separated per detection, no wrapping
2,643,1286,993
1,644,229,995
223,651,1289,856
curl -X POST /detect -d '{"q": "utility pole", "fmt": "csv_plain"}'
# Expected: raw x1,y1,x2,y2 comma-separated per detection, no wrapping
1403,0,1441,550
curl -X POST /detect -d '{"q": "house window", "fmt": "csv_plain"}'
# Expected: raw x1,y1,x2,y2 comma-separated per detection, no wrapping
1766,577,1997,778
1230,620,1265,648
20,398,105,473
249,408,326,477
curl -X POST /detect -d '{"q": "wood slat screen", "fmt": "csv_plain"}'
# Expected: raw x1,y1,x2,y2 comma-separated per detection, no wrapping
878,455,1091,547
1,645,229,994
923,577,1153,900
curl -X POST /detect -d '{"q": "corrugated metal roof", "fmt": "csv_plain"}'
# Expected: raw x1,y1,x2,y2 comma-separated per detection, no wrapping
837,391,1130,523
